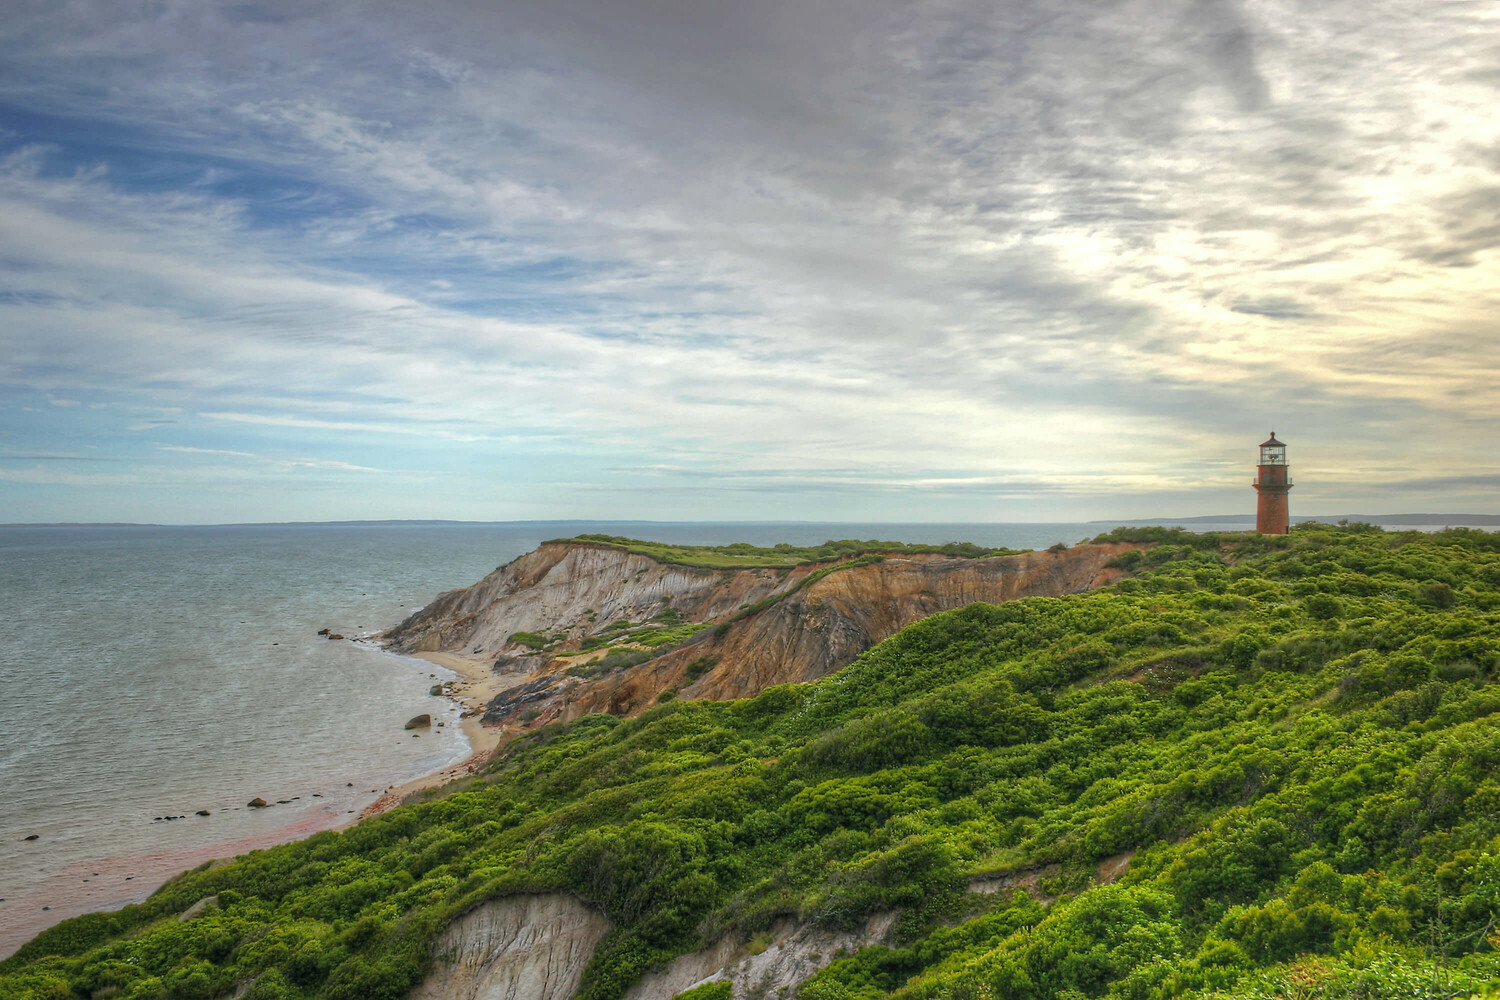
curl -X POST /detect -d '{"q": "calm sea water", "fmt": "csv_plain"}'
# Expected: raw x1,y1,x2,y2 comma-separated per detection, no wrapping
0,517,1480,953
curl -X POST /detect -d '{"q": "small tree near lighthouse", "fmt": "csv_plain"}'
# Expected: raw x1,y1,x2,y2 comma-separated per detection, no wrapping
1254,432,1292,534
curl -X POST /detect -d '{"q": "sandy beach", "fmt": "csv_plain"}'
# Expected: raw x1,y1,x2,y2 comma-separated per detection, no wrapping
0,809,346,958
1,645,510,959
356,649,517,819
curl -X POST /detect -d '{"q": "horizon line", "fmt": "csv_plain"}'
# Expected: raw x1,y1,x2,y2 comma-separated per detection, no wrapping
4,513,1499,529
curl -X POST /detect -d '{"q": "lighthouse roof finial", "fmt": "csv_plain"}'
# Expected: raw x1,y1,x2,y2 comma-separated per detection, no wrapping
1260,431,1285,448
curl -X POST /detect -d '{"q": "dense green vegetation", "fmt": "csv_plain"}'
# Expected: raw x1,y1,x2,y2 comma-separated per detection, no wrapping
7,525,1500,1000
545,535,1024,569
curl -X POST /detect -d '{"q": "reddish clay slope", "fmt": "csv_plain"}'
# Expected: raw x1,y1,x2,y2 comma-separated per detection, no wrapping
469,543,1141,727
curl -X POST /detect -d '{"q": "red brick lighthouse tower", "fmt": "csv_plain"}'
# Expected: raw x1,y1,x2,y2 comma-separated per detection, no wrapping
1253,432,1292,534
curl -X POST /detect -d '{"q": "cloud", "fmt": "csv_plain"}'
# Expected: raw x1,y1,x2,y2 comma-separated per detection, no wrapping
0,452,120,461
1380,471,1500,494
0,0,1497,520
1229,299,1316,320
158,445,383,473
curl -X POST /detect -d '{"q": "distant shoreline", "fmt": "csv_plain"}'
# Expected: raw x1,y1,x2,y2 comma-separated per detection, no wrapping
5,514,1498,529
1094,514,1500,526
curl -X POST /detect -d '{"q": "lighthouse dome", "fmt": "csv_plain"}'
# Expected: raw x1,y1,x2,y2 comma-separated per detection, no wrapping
1260,432,1285,448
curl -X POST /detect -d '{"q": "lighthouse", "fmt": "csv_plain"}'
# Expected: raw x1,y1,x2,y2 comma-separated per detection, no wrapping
1253,432,1292,534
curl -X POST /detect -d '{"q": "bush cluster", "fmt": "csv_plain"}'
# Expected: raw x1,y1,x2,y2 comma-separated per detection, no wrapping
6,526,1500,1000
546,535,1025,569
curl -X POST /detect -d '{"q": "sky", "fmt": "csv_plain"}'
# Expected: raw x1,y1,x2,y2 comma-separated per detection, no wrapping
1,0,1498,524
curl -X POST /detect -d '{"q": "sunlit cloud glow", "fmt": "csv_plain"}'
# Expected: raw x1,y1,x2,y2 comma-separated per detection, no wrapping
1,0,1497,523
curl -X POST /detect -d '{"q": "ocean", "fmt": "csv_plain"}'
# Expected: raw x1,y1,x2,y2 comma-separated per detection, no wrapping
0,517,1484,954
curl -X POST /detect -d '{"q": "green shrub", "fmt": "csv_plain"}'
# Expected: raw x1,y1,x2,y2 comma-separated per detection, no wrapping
507,631,549,649
1416,581,1456,608
9,525,1500,1000
1304,593,1343,620
685,656,718,681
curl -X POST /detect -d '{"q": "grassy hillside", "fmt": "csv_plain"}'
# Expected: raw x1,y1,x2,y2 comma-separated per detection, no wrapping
544,535,1024,569
6,524,1500,1000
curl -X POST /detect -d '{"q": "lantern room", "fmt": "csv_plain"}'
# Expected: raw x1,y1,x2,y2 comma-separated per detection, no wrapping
1259,434,1287,466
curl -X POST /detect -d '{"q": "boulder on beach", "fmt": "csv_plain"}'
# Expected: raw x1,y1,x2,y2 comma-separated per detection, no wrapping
247,797,269,808
405,713,432,730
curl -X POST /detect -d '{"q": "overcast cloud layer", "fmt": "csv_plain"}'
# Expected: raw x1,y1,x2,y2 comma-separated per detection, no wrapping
1,0,1497,523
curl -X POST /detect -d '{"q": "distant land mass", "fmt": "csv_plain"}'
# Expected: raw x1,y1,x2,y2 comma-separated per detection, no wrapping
6,514,1500,528
1,519,647,528
0,519,860,528
1095,513,1500,526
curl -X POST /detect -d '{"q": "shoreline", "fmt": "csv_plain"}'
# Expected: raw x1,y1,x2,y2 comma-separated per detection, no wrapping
355,648,514,819
0,643,506,960
0,810,346,959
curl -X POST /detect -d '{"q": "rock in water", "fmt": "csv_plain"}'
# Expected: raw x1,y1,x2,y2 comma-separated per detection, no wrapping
247,797,268,808
327,633,345,640
405,713,432,730
430,684,445,696
317,628,329,635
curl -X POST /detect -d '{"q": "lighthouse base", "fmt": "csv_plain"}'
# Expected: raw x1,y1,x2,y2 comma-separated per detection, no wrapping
1255,488,1291,534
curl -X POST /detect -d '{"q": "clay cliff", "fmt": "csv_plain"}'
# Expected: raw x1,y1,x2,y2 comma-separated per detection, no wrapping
384,539,1141,731
406,871,1053,1000
384,542,816,658
406,892,901,1000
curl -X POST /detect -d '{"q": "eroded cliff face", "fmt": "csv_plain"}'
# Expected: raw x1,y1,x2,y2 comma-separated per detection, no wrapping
384,540,1142,732
624,911,900,1000
383,543,814,658
410,894,611,1000
546,544,1140,723
407,893,896,1000
403,847,1126,999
